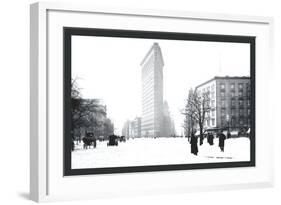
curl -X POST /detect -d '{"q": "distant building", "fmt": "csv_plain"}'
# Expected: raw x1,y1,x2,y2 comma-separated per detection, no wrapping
122,120,131,137
122,117,142,138
133,117,142,138
162,101,176,137
140,43,164,137
129,121,135,137
195,76,251,129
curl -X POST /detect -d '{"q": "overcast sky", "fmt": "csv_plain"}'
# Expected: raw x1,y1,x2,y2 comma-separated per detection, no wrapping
72,35,250,135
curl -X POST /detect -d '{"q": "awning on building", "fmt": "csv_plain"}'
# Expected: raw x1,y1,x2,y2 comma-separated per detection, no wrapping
194,131,201,136
223,130,228,136
230,131,239,136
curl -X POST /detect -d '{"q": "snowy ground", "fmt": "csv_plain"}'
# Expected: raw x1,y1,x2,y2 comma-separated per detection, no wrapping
72,137,250,169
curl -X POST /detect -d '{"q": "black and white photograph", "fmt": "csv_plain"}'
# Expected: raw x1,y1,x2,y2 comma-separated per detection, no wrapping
64,28,255,175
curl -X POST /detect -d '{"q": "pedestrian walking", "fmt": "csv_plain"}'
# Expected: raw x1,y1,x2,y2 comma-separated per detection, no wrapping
218,131,226,152
190,134,198,155
207,133,214,145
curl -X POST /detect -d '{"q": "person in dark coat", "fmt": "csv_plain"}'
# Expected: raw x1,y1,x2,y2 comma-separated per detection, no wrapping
207,133,214,145
190,134,198,155
218,131,226,152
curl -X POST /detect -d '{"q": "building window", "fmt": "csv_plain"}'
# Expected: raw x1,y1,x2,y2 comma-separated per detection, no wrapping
231,118,235,125
239,109,244,115
247,100,250,106
238,91,243,97
239,100,243,106
221,91,225,98
232,100,236,107
221,108,226,116
211,84,215,91
231,91,235,98
246,83,250,90
231,83,235,90
211,92,215,99
220,83,225,90
238,83,243,90
211,109,215,117
211,100,215,107
239,119,244,125
205,100,210,108
247,109,250,115
231,108,235,115
212,119,215,126
221,100,225,107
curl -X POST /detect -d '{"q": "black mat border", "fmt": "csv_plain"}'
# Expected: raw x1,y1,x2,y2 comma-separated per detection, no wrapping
63,27,256,176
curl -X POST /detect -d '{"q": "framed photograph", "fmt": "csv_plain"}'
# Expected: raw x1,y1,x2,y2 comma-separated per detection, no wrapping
30,2,274,202
64,27,255,176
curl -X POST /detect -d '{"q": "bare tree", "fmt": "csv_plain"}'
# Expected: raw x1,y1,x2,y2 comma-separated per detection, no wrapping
182,88,196,141
71,79,106,141
182,88,211,145
103,118,114,137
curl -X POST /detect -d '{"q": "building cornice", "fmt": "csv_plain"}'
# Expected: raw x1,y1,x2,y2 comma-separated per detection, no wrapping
195,76,250,90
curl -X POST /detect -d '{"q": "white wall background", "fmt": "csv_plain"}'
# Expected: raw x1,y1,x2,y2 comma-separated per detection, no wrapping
0,0,280,204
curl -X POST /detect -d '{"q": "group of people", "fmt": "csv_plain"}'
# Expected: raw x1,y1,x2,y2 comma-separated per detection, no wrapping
190,131,227,156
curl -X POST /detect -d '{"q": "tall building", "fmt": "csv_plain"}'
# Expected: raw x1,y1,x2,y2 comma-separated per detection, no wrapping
195,76,251,129
140,43,164,137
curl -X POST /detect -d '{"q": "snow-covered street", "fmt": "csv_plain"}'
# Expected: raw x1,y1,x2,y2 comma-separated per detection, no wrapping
72,137,250,169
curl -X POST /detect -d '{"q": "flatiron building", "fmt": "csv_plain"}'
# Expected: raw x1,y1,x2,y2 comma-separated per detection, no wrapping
140,43,164,137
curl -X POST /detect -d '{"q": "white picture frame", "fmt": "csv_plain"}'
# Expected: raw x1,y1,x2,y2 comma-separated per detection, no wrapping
30,2,274,202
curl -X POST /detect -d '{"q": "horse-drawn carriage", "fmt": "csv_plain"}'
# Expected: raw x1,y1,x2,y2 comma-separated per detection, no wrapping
119,136,126,142
82,132,97,149
107,135,118,146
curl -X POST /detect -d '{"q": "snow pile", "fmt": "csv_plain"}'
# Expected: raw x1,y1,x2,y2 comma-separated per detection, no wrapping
72,137,250,169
